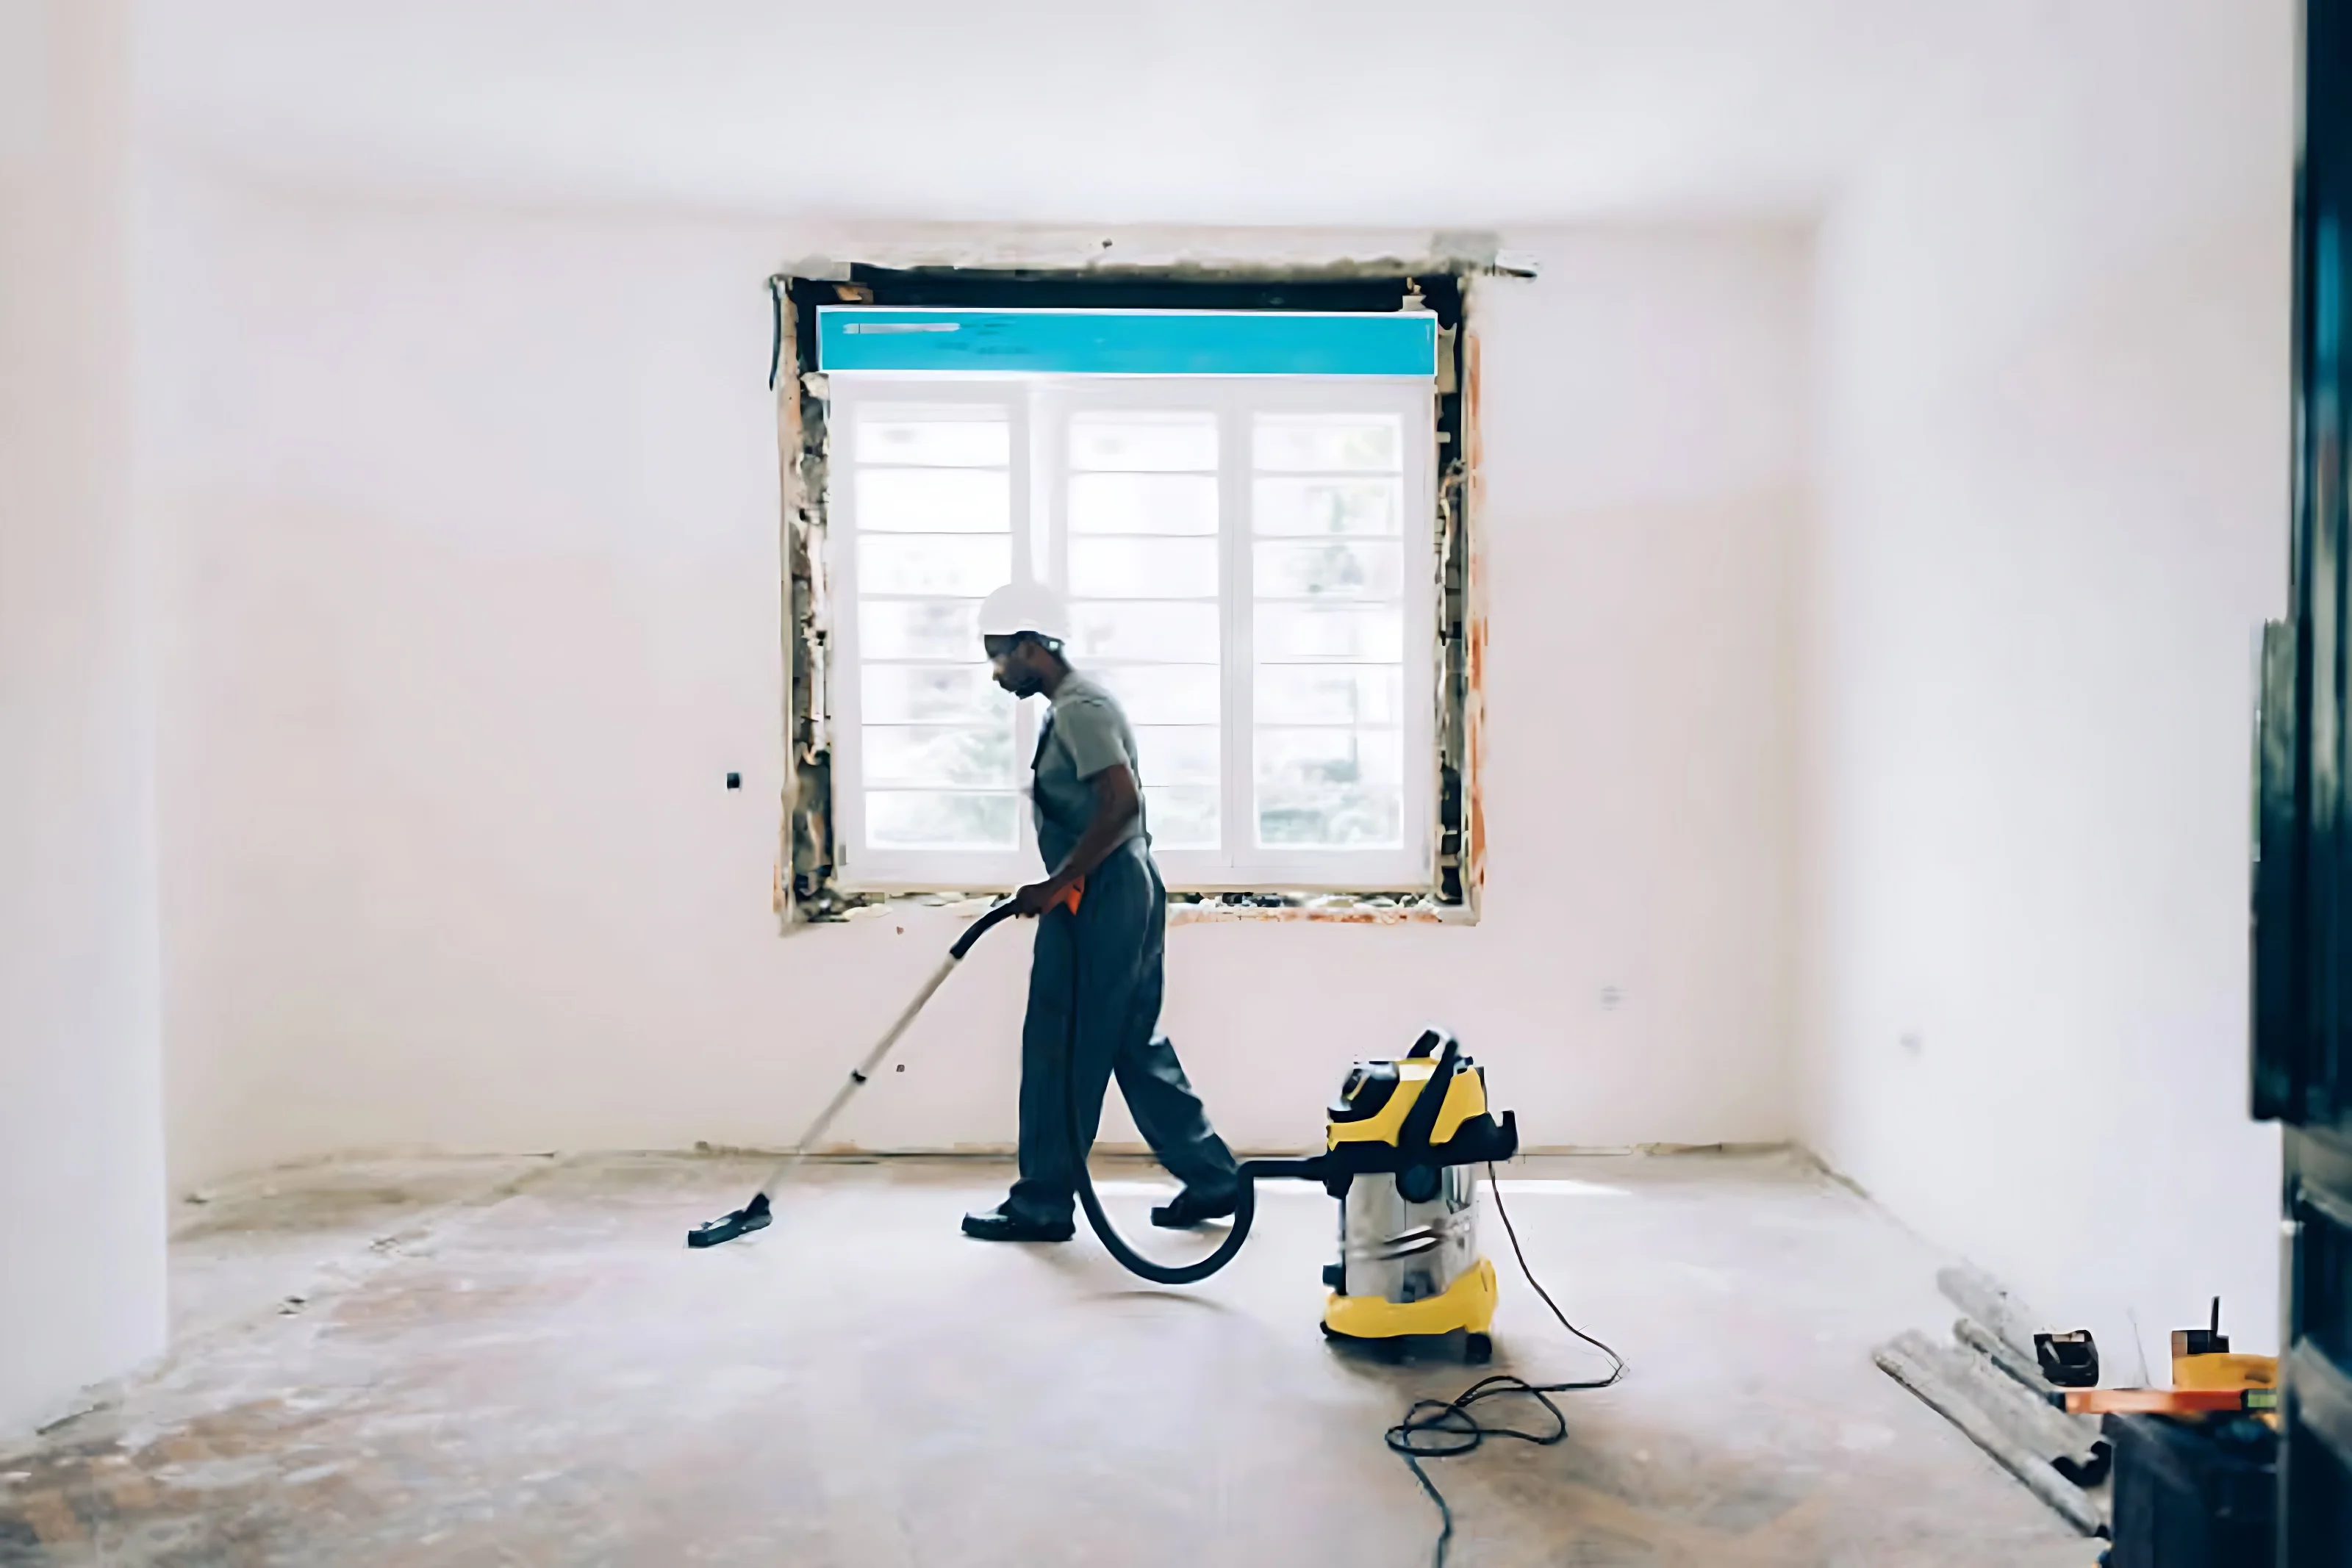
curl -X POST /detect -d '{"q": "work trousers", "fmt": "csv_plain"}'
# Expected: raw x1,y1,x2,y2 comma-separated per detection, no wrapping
1005,838,1240,1223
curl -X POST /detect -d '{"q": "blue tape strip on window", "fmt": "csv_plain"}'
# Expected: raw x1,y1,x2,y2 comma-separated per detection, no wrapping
817,308,1437,378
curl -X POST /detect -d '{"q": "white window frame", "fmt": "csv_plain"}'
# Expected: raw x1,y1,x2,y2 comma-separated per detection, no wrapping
826,372,1437,894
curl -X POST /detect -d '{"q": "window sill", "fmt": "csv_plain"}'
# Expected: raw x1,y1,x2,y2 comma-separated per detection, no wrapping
1166,892,1471,927
786,888,1474,929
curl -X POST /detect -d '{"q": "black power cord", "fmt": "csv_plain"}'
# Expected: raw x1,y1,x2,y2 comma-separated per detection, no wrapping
1383,1164,1626,1568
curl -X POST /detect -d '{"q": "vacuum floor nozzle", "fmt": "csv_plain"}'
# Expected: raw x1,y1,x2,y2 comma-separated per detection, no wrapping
686,1191,772,1248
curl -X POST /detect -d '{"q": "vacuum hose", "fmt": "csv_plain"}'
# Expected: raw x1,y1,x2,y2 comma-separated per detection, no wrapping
1069,1075,1261,1286
1058,894,1286,1287
948,889,1316,1284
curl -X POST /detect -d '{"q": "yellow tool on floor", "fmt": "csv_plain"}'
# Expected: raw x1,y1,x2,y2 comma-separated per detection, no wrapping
2170,1298,2278,1428
2171,1298,2278,1394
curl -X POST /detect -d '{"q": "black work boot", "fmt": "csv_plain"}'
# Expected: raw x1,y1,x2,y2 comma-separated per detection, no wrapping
1151,1187,1239,1229
961,1205,1075,1243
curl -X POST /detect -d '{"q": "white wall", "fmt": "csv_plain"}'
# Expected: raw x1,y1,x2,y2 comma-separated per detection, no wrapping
0,0,168,1436
1804,0,2294,1355
145,171,1808,1192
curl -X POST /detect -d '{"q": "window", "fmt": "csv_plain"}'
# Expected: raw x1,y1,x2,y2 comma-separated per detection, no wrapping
828,374,1438,893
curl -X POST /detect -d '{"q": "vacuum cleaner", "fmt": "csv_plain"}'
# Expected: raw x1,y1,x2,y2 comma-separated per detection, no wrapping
688,896,1520,1360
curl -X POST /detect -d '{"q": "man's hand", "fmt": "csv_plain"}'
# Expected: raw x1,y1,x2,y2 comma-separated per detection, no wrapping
1013,766,1134,918
1011,879,1067,918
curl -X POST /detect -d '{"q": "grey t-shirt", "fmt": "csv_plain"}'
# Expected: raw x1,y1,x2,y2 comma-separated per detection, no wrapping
1030,670,1144,870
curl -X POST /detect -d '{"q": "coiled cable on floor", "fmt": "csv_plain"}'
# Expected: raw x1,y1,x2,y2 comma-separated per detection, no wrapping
1383,1165,1627,1568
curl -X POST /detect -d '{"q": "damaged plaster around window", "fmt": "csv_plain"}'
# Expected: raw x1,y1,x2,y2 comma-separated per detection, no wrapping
772,234,1509,932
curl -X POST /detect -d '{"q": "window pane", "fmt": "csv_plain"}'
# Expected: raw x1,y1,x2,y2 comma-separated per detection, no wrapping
1257,785,1403,849
1258,726,1404,789
1069,473,1217,536
1145,786,1219,849
1255,413,1402,473
856,407,1010,467
861,664,1010,724
1134,724,1219,786
1069,411,1217,472
862,724,1017,788
858,535,1011,596
860,599,983,661
1255,540,1403,601
1070,537,1219,599
1254,477,1400,537
867,791,1019,849
1255,603,1407,663
1257,728,1405,848
1257,666,1404,727
1089,663,1220,724
1066,600,1220,663
856,469,1010,533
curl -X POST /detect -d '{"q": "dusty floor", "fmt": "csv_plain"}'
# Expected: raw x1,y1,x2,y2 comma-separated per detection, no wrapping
1,1151,2101,1567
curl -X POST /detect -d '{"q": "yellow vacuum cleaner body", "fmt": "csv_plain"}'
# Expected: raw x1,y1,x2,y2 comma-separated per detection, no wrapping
1316,1030,1518,1361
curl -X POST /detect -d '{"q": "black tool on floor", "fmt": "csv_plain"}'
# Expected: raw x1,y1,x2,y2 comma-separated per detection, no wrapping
2037,1328,2101,1388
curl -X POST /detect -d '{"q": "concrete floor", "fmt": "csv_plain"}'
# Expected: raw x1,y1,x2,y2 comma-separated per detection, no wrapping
1,1151,2102,1567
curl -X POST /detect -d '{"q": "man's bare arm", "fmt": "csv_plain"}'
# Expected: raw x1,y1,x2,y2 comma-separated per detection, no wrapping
1013,765,1140,916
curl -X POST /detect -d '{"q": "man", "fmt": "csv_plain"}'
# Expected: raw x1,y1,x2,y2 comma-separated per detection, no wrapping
961,583,1242,1243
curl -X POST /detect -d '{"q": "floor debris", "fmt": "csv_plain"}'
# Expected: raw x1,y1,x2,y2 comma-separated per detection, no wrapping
4,1151,2104,1567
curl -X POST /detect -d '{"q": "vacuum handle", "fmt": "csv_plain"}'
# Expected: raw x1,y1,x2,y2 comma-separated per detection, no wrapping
950,901,1019,960
947,878,1084,961
1396,1032,1460,1157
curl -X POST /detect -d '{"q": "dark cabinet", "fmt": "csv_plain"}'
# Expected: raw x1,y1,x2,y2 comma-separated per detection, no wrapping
2256,7,2352,1561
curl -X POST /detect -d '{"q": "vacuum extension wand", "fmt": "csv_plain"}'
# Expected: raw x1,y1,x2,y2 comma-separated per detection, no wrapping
689,879,1314,1279
686,893,1049,1248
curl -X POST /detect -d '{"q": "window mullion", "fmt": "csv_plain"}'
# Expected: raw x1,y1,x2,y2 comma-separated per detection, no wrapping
1013,383,1046,877
1221,389,1252,879
1047,383,1070,598
1027,383,1055,589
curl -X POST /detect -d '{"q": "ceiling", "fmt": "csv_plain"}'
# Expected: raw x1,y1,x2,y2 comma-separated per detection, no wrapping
137,0,2022,226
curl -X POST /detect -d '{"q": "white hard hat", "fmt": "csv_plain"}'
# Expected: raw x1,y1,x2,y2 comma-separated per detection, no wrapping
978,582,1069,645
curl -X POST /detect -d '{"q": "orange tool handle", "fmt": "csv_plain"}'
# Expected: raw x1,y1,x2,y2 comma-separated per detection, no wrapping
2061,1387,2278,1415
